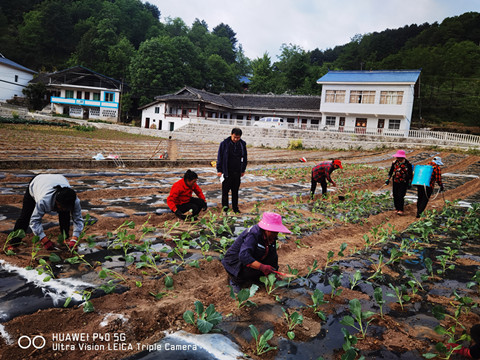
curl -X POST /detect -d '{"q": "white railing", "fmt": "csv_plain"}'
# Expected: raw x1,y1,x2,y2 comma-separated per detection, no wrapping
172,116,480,146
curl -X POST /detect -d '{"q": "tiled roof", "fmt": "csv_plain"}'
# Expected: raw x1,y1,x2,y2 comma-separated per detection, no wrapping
32,66,122,90
317,70,421,84
0,56,36,74
152,86,321,111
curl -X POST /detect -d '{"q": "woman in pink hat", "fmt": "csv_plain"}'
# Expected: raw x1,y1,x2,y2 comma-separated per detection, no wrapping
221,212,291,292
385,149,413,215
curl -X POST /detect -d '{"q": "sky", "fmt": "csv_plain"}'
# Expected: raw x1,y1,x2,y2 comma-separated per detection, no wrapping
146,0,480,60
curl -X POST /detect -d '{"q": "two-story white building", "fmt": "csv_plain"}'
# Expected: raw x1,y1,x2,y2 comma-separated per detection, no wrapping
0,54,37,102
33,66,123,122
317,70,421,135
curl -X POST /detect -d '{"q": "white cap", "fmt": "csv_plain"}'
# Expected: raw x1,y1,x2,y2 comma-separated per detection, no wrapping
432,156,444,166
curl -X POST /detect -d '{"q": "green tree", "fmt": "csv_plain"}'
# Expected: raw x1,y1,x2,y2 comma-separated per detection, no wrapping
205,54,239,93
249,53,276,93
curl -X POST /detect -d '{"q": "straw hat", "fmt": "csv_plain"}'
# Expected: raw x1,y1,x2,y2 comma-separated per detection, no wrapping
258,212,291,234
392,150,406,158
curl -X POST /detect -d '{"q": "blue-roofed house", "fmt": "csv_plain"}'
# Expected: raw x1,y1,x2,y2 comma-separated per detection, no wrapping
0,54,37,102
317,70,421,135
32,66,124,122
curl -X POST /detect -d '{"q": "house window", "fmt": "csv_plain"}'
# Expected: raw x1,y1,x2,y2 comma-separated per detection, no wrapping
15,75,18,82
154,107,160,114
84,92,90,100
349,90,375,104
93,93,100,101
325,90,346,103
326,116,336,126
76,91,82,99
104,92,114,102
65,90,74,98
380,91,403,105
388,119,401,130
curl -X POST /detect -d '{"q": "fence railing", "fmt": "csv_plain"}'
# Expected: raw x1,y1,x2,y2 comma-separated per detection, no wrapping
172,116,480,147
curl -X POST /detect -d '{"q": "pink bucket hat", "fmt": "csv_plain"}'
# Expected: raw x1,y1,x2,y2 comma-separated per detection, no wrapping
258,212,291,234
392,150,406,158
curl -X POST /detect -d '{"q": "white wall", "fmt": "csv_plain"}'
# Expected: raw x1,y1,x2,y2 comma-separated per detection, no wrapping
0,64,35,101
320,83,416,132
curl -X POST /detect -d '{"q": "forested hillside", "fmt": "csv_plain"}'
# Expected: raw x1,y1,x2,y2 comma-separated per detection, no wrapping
1,0,479,129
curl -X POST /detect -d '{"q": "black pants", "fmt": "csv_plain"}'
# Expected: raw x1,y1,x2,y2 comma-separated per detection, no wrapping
13,185,71,244
417,186,433,216
310,176,327,197
222,173,241,211
176,197,205,217
392,182,408,211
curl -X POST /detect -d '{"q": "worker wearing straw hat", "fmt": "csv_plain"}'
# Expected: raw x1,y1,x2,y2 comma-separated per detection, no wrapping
416,156,444,218
386,150,413,215
221,212,291,292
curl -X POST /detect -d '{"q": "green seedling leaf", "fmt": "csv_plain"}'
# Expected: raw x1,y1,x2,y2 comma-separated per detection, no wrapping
64,297,72,308
183,310,195,325
164,276,174,289
49,253,61,262
197,319,214,334
249,324,259,341
194,300,205,316
83,301,94,313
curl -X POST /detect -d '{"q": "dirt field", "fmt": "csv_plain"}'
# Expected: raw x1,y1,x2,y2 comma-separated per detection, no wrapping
0,123,479,360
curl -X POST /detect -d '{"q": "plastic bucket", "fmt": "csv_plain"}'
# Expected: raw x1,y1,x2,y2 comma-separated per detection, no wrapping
412,165,433,186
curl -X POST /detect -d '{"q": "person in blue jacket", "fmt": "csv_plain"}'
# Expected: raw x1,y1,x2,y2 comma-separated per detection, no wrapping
216,128,247,213
221,212,291,292
10,174,84,251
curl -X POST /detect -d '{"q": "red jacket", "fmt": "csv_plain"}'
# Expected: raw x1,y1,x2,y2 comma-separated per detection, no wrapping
167,179,206,212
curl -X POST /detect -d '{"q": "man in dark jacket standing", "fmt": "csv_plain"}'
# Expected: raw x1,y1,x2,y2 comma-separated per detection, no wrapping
217,128,247,213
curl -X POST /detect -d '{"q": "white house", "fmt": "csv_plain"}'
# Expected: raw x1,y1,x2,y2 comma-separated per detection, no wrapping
139,86,321,131
317,70,421,135
33,66,123,122
0,54,37,102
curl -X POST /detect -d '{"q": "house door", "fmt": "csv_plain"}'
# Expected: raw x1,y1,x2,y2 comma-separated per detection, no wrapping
145,117,150,129
339,117,345,132
82,108,89,120
377,119,385,134
355,118,367,134
169,122,174,131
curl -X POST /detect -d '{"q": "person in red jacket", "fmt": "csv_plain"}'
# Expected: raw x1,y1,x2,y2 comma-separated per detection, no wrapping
310,159,343,198
167,170,207,220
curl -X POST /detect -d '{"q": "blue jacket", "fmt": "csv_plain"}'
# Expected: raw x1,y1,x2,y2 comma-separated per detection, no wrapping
221,224,278,277
216,136,247,178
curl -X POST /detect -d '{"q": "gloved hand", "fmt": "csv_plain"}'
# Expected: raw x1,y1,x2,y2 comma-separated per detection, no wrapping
258,264,275,276
385,179,390,185
455,346,471,357
174,209,186,220
201,200,208,211
440,185,445,192
41,236,55,250
65,236,78,250
331,182,337,187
